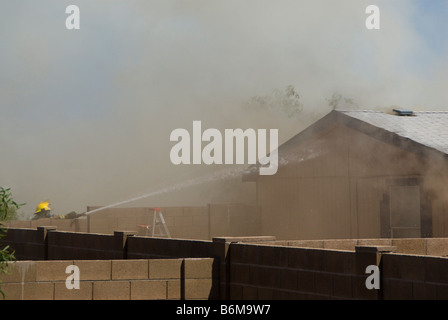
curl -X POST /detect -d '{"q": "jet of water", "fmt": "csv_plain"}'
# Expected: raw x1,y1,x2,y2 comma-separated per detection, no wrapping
84,165,250,216
84,146,324,216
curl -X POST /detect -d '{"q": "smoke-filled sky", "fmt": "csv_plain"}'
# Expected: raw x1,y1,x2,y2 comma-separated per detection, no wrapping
1,0,447,217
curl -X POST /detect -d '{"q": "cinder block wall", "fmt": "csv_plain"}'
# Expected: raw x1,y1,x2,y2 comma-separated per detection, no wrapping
4,218,88,233
381,253,448,299
0,258,218,300
228,240,448,300
88,204,260,239
229,243,375,300
6,204,261,240
4,227,448,300
0,228,46,260
1,227,219,261
252,238,448,256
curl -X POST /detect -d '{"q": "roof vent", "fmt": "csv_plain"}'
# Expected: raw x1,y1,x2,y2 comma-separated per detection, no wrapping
393,108,414,116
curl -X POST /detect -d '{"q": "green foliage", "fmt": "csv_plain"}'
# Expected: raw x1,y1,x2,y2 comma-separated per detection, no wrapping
244,85,303,118
0,223,16,300
0,187,25,221
327,92,358,110
0,223,15,299
0,187,20,299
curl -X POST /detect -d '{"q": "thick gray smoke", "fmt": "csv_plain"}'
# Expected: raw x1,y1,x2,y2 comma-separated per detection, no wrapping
0,0,446,217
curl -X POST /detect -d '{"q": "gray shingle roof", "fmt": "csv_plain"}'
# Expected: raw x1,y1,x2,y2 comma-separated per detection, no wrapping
340,110,448,155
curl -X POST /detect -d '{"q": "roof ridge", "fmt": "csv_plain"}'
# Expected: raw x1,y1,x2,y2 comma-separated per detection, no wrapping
337,109,381,112
339,109,448,113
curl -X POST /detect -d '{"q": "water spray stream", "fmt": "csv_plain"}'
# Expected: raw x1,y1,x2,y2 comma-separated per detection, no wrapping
85,165,252,216
84,147,324,216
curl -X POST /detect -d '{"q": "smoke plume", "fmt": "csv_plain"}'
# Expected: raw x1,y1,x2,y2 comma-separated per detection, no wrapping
0,0,446,217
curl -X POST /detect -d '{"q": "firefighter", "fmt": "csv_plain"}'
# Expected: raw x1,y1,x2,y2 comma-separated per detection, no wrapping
32,201,86,220
33,201,52,219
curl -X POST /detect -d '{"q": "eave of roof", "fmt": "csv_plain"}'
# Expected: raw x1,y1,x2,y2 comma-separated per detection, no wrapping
243,109,448,181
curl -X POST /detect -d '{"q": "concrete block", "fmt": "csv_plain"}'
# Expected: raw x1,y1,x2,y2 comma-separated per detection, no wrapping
392,238,426,255
162,207,184,217
148,259,182,279
354,251,383,275
332,274,352,299
35,260,75,281
296,270,315,292
266,241,287,246
213,236,276,244
93,281,130,300
74,219,88,233
383,279,413,300
55,281,93,300
0,261,36,283
183,206,207,217
382,254,425,281
126,236,149,257
73,260,111,280
280,269,298,290
162,216,175,226
23,244,45,260
351,275,378,300
249,266,278,288
174,216,193,227
229,284,243,300
184,278,217,299
272,289,291,300
275,289,306,300
192,216,209,227
185,225,209,240
7,220,31,229
306,292,329,300
31,218,52,229
130,280,167,300
323,250,356,274
229,244,245,264
229,264,250,284
22,282,55,300
116,217,137,230
355,245,396,253
357,239,392,247
0,283,23,300
184,258,215,279
89,218,115,233
436,284,448,299
257,288,273,300
424,256,448,284
314,272,333,296
258,245,289,268
287,240,324,249
88,233,115,251
426,238,448,256
412,281,437,300
48,245,74,260
241,285,257,300
288,248,324,271
167,280,181,299
112,260,149,280
323,240,357,251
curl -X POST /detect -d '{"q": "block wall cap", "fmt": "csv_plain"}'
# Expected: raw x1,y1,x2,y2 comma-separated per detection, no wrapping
355,245,397,253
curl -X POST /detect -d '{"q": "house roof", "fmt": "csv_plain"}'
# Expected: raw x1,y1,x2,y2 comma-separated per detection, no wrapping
243,109,448,180
340,110,448,155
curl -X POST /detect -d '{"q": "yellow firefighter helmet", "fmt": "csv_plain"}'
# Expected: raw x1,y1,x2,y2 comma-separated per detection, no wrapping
35,201,51,214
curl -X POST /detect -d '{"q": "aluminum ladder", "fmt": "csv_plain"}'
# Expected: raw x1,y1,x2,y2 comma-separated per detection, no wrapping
143,207,171,238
